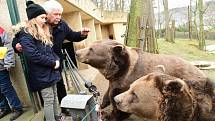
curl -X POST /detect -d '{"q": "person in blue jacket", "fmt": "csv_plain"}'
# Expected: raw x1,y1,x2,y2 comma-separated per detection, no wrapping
17,1,62,121
0,27,23,120
13,0,90,115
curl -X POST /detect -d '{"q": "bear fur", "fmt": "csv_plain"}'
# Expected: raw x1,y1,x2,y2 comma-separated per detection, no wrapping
76,40,210,121
114,68,215,121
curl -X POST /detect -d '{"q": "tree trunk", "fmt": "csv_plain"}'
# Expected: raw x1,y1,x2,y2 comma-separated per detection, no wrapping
126,0,141,47
114,0,119,10
198,0,206,50
193,0,199,40
188,5,192,40
126,0,158,53
143,0,158,53
170,20,175,42
100,0,104,10
122,0,125,11
119,0,122,11
163,0,171,42
157,0,161,39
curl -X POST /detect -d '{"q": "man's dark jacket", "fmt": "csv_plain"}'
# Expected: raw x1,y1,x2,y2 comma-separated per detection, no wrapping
52,20,87,62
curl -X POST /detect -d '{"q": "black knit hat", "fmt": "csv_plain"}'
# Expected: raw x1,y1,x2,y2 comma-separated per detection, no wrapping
26,1,46,20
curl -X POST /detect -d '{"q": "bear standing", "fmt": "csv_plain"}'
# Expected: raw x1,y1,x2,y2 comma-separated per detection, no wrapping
76,40,210,121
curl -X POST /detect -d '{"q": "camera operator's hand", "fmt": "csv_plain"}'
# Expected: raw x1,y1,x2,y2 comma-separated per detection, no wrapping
6,67,11,71
81,27,90,36
54,60,60,69
15,43,23,52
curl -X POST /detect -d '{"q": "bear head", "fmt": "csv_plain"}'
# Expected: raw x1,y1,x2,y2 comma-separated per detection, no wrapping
114,70,196,121
76,40,130,80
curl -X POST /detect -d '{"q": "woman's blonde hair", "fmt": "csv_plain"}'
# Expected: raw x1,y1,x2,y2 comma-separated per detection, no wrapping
13,18,52,45
24,18,53,45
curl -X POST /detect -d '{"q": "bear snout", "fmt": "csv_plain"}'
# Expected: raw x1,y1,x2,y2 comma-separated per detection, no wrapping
75,50,86,62
75,50,81,58
75,52,79,58
114,95,122,106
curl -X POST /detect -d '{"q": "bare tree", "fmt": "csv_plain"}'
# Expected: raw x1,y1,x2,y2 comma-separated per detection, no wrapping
204,1,215,30
157,0,161,38
193,0,199,40
126,0,158,53
163,0,172,42
198,0,206,50
188,0,193,40
170,20,175,42
95,0,130,11
125,0,140,46
142,0,158,53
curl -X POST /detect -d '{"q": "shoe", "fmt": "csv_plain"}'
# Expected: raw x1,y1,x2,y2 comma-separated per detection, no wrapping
10,110,23,121
0,110,11,119
61,108,71,116
55,115,65,121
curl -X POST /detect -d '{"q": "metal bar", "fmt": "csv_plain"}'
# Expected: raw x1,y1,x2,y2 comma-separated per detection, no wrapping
64,50,87,82
6,0,20,25
19,54,39,113
63,49,100,97
62,60,70,91
81,104,96,121
65,56,82,93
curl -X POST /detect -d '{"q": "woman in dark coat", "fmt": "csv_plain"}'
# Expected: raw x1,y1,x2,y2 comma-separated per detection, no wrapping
16,1,61,121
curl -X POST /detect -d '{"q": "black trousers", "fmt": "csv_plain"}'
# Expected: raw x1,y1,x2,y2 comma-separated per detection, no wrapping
56,78,67,104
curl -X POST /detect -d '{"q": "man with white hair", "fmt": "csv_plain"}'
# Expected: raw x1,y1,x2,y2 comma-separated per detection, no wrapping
13,0,90,115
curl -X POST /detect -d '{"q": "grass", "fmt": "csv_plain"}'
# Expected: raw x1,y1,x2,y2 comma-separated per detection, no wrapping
157,38,215,80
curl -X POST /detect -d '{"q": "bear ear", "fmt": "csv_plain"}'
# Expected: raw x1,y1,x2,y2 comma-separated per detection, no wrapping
112,45,124,54
163,79,185,93
152,74,165,91
153,65,165,73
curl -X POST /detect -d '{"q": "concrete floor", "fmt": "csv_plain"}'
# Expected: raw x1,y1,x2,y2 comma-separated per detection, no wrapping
0,107,36,121
0,108,75,121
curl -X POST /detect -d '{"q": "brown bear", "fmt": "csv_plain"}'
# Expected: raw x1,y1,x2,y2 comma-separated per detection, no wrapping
114,68,215,121
76,40,210,121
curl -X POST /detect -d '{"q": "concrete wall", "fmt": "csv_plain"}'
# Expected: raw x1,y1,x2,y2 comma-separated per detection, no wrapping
112,23,126,43
101,25,110,40
82,19,97,44
63,12,83,31
109,24,114,39
64,0,101,21
95,24,102,40
102,11,128,23
0,0,14,30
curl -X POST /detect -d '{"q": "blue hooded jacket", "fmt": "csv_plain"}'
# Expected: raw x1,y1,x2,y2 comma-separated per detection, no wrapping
19,31,61,92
